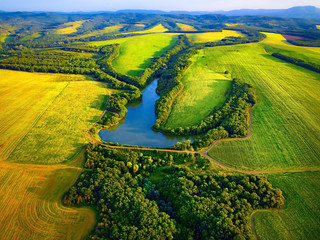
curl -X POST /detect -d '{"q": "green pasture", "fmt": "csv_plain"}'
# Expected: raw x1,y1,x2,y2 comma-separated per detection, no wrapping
261,32,320,65
254,171,320,240
206,43,320,171
0,70,109,164
166,49,232,128
90,33,178,77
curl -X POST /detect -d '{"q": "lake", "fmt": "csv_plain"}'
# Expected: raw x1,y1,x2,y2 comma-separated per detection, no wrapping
99,79,193,148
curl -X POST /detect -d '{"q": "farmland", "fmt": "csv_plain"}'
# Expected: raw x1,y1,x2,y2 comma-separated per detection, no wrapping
0,162,95,240
186,30,242,43
261,32,320,65
176,23,197,31
129,23,168,34
0,10,320,240
166,49,232,128
207,40,320,171
90,34,178,77
0,69,109,239
56,21,86,34
0,70,108,164
254,171,320,240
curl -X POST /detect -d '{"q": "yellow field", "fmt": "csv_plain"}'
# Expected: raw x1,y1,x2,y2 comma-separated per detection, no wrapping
225,23,243,27
176,23,197,31
261,32,320,65
56,20,86,34
186,30,242,43
0,69,111,239
262,32,320,51
123,23,168,34
0,70,108,164
0,162,95,240
316,25,320,30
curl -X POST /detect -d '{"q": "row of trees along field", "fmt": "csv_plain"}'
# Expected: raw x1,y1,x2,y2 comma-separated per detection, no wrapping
272,53,320,73
152,33,259,150
64,144,285,240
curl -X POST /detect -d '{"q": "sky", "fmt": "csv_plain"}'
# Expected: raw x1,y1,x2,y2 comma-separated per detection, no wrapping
1,0,320,12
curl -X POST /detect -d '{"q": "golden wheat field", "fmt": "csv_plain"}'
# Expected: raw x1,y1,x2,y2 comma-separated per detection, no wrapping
0,69,112,239
0,162,95,240
0,70,108,164
56,21,86,35
186,30,242,43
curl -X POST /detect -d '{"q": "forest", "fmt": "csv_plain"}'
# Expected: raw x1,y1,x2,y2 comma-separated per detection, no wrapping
65,144,284,240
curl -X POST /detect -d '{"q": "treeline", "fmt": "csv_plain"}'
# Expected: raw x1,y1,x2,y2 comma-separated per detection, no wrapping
64,143,285,239
0,50,99,74
60,45,101,53
287,39,320,47
89,70,142,133
88,35,193,134
96,35,192,89
97,44,140,87
151,34,258,150
170,79,256,151
272,52,320,73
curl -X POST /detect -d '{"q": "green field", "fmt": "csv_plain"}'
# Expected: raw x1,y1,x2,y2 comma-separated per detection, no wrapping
261,32,320,65
90,34,178,77
0,69,109,239
0,70,108,164
166,49,232,128
206,41,320,171
254,171,320,240
186,30,242,43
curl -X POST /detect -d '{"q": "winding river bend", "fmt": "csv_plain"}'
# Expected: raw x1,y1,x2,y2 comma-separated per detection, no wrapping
99,80,193,148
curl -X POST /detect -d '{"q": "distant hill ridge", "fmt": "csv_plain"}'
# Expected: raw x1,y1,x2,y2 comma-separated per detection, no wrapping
1,6,319,19
117,6,320,19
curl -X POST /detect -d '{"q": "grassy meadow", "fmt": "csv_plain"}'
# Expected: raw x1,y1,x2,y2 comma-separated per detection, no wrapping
0,70,108,164
90,34,178,77
0,69,111,239
0,162,95,240
56,20,86,34
186,30,242,43
206,40,320,171
166,49,232,128
254,171,320,240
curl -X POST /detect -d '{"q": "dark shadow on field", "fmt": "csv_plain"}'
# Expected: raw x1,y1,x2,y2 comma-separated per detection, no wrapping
126,37,178,77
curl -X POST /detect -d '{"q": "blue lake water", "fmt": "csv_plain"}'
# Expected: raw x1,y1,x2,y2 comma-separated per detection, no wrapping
99,80,193,148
